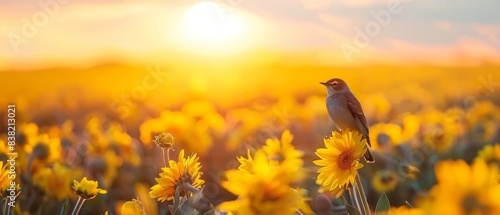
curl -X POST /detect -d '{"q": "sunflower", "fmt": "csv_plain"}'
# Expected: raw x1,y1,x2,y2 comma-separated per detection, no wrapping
261,130,304,171
149,150,204,201
0,139,8,155
108,123,140,167
419,159,500,215
467,101,499,125
219,152,311,215
237,149,254,173
476,144,500,166
314,131,367,191
369,123,404,151
443,107,467,136
225,108,265,150
402,114,420,141
33,163,76,200
0,161,11,194
72,177,107,200
237,130,304,179
362,94,391,121
121,199,146,215
422,124,455,153
372,170,399,193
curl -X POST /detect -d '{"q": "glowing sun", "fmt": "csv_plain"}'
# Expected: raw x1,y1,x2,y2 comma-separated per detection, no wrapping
183,1,245,42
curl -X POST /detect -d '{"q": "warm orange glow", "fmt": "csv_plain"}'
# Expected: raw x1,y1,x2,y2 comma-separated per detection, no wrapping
1,1,500,215
183,1,245,42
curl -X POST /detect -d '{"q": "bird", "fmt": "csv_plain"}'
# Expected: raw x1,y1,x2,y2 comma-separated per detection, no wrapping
320,78,375,163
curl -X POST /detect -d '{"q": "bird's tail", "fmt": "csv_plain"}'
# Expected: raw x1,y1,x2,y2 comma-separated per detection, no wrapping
364,137,375,163
361,134,375,163
363,148,375,163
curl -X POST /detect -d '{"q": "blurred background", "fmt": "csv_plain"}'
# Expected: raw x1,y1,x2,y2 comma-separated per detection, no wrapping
0,0,499,214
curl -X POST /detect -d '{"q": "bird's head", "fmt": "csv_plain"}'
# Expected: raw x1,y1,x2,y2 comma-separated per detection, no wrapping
320,78,350,95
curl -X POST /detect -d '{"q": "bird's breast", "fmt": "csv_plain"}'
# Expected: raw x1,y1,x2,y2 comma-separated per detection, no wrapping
327,95,358,131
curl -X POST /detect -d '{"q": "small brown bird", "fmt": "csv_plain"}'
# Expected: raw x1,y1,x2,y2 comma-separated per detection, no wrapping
320,78,375,163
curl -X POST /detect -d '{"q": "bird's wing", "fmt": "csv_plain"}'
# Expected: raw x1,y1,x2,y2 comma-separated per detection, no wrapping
346,93,371,146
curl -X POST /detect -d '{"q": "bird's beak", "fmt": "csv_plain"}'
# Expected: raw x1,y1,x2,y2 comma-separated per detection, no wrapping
320,82,327,86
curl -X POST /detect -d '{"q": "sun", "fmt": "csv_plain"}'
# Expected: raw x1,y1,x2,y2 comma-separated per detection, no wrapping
183,1,245,42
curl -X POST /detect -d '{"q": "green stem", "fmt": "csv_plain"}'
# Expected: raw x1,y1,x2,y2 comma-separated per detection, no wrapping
182,182,200,194
162,148,170,168
348,186,361,211
75,199,86,215
71,197,82,215
355,172,371,215
3,199,7,215
4,199,10,215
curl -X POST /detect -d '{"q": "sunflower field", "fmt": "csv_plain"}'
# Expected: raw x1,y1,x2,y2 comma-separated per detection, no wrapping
0,64,499,215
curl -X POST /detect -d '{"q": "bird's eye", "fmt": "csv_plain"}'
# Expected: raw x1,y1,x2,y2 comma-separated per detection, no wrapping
332,82,338,86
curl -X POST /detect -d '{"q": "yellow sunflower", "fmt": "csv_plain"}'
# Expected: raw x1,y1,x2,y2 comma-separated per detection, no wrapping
237,150,254,173
362,94,391,121
72,177,107,200
372,170,399,193
149,150,204,201
225,108,264,150
422,124,455,153
261,130,304,171
0,161,11,194
219,152,311,215
476,144,500,166
314,131,367,191
419,159,500,215
402,114,420,141
443,107,467,136
0,139,8,155
121,199,146,215
467,101,499,124
237,130,304,179
33,163,77,200
369,123,404,151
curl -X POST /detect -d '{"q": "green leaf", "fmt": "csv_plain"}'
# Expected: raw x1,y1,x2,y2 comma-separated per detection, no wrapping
174,186,205,215
60,199,70,215
173,197,191,215
341,196,362,215
187,186,205,206
202,208,217,215
173,185,181,211
375,193,390,214
202,200,218,215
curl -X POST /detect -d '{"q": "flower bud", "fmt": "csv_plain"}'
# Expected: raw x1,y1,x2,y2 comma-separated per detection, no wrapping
153,132,175,149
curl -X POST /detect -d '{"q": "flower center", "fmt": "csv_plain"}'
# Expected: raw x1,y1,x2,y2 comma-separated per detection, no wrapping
381,174,395,184
337,150,354,170
434,132,445,143
462,194,487,214
377,133,391,146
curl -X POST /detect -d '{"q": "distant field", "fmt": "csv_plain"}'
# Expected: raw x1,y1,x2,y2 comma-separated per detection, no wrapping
1,62,499,214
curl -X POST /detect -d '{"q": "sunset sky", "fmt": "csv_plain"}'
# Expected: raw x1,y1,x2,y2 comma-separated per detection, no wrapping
1,0,499,69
